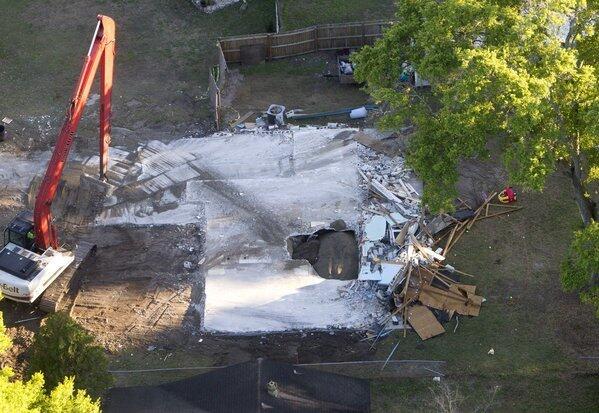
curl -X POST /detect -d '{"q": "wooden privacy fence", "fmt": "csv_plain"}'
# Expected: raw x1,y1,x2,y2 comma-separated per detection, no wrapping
218,20,392,64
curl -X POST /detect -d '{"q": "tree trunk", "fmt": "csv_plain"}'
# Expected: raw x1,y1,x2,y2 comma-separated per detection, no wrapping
569,157,597,227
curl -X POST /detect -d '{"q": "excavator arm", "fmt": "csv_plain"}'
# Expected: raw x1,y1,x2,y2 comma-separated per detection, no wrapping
34,15,115,250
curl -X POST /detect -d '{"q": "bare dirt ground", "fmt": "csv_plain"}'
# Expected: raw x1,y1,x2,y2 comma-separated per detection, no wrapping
71,224,204,352
222,52,373,127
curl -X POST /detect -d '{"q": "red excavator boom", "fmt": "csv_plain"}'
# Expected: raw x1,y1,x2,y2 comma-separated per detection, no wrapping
34,15,115,250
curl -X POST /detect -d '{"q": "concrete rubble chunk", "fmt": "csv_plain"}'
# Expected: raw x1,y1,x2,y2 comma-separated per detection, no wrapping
364,216,387,241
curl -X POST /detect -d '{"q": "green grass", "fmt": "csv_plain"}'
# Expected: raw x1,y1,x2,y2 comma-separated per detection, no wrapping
279,0,396,30
372,376,599,412
240,57,324,76
0,0,275,144
110,346,214,387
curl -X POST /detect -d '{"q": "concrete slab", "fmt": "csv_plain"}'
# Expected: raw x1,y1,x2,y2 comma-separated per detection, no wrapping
96,128,385,333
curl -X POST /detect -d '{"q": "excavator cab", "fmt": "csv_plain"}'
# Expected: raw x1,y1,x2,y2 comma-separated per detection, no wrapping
3,211,36,251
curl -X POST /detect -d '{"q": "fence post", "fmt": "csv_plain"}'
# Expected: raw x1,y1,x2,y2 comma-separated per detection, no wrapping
361,23,366,46
275,0,281,33
266,34,272,60
313,26,319,52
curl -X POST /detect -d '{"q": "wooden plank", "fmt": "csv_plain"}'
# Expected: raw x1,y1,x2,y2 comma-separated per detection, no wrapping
443,224,458,254
467,191,498,230
370,179,410,215
410,234,445,261
407,305,445,340
475,207,523,221
230,111,254,128
454,284,476,295
270,37,316,49
444,220,468,254
449,285,482,316
415,266,434,285
419,284,482,316
488,203,522,209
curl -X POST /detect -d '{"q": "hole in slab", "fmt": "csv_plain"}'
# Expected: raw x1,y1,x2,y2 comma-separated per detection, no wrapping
286,220,359,280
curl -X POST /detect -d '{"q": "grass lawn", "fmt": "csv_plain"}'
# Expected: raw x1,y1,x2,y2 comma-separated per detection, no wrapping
279,0,396,30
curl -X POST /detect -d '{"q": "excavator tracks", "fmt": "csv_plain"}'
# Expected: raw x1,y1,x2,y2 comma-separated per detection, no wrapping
38,241,96,313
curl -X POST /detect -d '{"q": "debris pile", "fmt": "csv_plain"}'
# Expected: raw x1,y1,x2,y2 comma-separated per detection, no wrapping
337,53,357,84
339,58,354,75
356,143,523,341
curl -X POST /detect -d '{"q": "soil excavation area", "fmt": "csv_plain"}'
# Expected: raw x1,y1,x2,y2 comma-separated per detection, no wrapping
71,224,204,351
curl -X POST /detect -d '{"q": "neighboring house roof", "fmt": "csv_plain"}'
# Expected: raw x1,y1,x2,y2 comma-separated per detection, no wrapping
104,358,371,413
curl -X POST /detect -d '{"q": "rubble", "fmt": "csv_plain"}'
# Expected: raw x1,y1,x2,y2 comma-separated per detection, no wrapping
0,112,522,339
354,135,523,342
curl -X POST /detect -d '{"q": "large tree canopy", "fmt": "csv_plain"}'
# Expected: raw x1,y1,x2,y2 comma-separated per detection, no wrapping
354,0,599,223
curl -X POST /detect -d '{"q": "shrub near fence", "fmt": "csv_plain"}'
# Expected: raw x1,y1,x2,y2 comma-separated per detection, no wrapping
218,20,392,64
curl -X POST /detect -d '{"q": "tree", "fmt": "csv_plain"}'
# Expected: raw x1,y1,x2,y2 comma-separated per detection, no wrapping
0,371,100,413
29,313,113,398
561,222,599,315
0,301,99,412
353,0,599,223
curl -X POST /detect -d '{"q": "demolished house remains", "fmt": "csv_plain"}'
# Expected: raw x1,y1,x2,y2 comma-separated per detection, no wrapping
0,118,521,343
354,138,523,340
213,119,523,340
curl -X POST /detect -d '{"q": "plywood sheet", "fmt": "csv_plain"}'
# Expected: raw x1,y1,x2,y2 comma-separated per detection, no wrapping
453,284,476,295
407,305,445,340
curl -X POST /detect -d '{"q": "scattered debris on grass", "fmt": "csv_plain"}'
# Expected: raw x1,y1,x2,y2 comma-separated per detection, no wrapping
192,0,242,14
337,53,357,84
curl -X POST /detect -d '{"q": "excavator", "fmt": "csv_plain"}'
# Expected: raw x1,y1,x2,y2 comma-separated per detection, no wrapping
0,15,115,312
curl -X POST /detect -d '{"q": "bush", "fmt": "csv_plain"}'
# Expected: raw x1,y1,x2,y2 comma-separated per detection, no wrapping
28,313,113,397
561,222,599,317
581,286,599,318
0,370,100,413
0,301,99,412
